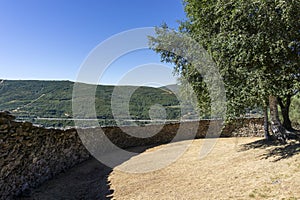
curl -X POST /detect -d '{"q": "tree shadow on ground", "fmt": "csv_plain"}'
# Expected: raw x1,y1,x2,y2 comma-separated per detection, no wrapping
240,138,300,162
18,145,157,200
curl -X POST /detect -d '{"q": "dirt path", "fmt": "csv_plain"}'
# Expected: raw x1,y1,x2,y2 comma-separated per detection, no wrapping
109,137,300,200
26,137,300,199
19,159,113,200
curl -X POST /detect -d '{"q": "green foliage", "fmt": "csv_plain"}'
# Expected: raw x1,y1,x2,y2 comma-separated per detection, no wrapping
150,0,300,121
290,93,300,125
0,80,181,127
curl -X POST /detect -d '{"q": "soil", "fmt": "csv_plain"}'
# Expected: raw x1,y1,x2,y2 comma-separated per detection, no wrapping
17,159,113,200
24,137,300,200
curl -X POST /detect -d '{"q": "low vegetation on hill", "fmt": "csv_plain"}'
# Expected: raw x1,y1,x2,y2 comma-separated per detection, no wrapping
0,80,182,127
0,80,299,128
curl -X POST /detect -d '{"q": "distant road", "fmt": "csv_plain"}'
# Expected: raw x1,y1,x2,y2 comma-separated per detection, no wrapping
12,94,45,112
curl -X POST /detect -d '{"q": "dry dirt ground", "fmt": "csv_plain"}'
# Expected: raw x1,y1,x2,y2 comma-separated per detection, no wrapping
19,158,112,200
27,137,300,200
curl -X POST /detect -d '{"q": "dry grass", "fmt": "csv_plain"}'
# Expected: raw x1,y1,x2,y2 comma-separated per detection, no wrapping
108,137,300,200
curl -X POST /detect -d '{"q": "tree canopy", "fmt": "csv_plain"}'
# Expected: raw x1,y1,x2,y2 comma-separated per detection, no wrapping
150,0,300,140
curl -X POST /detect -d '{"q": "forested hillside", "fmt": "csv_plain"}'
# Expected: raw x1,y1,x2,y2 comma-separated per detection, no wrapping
0,80,298,128
290,93,300,125
0,80,181,127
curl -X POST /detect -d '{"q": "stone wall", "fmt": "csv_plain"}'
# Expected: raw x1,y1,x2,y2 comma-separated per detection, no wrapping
0,112,90,199
85,118,264,153
0,111,264,199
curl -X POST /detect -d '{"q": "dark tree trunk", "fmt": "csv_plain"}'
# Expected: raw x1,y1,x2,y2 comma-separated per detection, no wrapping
269,95,287,143
278,96,294,132
263,106,270,140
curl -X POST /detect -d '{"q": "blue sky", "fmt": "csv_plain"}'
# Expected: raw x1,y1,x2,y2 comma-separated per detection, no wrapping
0,0,186,86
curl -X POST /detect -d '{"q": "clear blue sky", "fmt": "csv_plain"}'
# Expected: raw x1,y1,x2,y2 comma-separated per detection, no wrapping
0,0,186,85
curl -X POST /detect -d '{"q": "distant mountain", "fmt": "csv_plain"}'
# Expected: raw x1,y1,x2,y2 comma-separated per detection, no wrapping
160,84,180,94
0,80,181,127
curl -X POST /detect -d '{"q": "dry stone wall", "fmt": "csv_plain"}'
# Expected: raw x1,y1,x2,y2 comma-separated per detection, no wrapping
0,112,90,199
0,111,264,199
89,118,264,153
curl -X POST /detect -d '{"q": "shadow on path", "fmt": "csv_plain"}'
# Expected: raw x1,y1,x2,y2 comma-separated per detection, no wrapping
16,145,156,200
240,138,300,162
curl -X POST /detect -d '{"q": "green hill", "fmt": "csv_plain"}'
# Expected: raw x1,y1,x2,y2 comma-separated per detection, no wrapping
1,80,297,128
0,80,181,127
290,93,300,125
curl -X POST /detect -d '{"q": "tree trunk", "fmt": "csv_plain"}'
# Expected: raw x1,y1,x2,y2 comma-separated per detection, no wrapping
263,106,270,140
269,95,287,143
278,96,294,131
